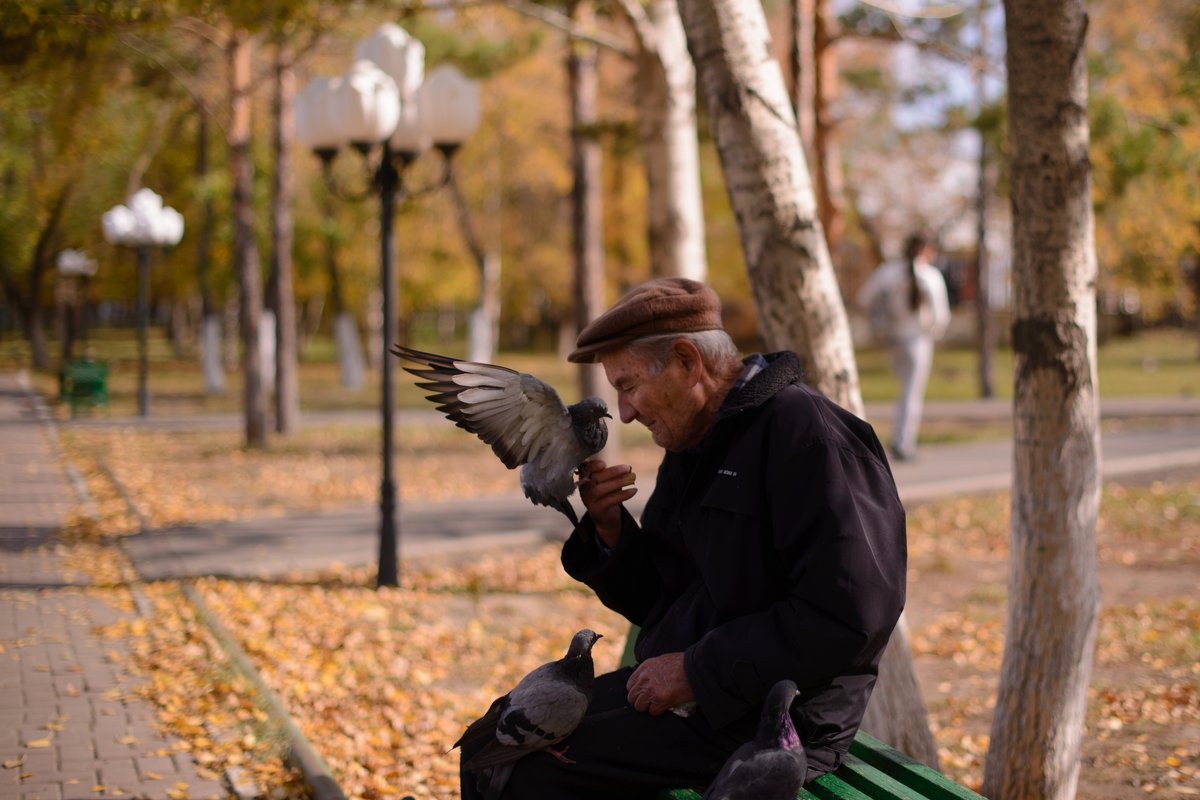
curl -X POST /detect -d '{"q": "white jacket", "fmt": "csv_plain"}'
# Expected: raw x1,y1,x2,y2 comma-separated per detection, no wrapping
856,259,951,343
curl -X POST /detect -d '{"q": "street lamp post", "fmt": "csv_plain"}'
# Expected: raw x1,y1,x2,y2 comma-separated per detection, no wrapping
296,24,480,588
55,249,98,362
101,189,184,418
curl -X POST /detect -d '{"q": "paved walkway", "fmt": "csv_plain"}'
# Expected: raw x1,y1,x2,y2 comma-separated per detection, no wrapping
125,406,1200,581
0,374,226,800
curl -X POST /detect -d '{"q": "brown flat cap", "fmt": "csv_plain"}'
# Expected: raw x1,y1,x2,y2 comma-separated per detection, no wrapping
568,277,723,363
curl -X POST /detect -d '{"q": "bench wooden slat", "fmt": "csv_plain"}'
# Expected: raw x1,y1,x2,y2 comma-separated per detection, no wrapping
849,732,983,800
835,754,932,800
803,771,878,800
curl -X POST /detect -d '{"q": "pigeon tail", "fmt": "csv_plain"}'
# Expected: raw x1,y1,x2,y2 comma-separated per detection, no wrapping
476,762,514,800
552,498,579,526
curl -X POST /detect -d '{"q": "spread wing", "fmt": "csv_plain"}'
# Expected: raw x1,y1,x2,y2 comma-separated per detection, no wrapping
392,346,574,470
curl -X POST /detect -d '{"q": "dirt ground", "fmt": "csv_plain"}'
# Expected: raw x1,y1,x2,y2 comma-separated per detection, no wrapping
898,467,1200,797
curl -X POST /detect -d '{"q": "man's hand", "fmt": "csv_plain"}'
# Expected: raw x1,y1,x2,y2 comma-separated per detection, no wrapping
578,460,637,548
626,652,695,715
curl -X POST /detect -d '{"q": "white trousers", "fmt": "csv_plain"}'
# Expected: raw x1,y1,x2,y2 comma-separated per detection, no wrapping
888,335,934,458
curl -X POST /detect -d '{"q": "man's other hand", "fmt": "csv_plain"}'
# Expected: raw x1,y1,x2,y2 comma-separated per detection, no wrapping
578,460,637,548
626,652,695,715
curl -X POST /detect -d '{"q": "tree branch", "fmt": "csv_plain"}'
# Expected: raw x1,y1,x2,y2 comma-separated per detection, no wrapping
503,0,632,56
611,0,656,52
858,0,964,19
117,32,223,127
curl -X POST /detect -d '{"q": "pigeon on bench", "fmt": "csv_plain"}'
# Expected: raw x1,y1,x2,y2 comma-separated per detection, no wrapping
454,629,603,800
702,679,807,800
392,346,610,525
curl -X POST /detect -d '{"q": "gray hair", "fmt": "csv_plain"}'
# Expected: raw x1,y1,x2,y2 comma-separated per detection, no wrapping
624,329,741,375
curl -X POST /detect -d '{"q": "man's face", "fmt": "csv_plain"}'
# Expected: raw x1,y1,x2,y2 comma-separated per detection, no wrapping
600,346,705,452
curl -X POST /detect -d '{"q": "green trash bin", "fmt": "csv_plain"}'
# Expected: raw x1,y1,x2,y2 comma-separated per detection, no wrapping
59,359,109,417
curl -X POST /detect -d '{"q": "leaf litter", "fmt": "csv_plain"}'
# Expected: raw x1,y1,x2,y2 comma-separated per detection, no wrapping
55,426,1200,798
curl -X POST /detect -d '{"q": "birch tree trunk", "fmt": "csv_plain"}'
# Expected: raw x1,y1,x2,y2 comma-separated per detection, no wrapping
983,2,1101,797
621,0,708,281
195,109,226,395
447,167,501,364
270,52,300,434
229,29,267,448
675,0,857,411
570,0,619,465
676,0,938,766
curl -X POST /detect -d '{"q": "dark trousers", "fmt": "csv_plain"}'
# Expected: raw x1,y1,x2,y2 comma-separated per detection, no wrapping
459,667,753,800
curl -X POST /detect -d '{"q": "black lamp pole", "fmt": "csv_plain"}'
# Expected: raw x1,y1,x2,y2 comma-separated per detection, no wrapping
319,136,456,589
136,244,151,418
376,140,401,588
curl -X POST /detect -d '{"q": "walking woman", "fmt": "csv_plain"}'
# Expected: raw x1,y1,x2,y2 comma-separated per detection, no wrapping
856,233,951,462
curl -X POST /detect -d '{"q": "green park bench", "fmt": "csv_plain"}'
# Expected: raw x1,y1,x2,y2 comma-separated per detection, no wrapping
58,359,109,416
620,627,987,800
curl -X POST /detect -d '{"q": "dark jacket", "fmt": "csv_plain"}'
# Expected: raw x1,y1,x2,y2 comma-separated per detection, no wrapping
561,352,907,778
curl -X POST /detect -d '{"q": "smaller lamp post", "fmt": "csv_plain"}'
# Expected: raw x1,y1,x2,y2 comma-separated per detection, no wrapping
55,249,98,362
295,24,481,588
102,188,184,417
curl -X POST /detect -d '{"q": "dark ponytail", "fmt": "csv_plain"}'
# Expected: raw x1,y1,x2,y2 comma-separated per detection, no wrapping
904,234,929,312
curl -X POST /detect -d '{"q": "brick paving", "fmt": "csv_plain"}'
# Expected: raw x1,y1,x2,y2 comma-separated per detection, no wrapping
0,374,228,800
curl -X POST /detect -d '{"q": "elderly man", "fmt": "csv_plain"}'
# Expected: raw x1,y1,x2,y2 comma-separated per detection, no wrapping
468,277,906,799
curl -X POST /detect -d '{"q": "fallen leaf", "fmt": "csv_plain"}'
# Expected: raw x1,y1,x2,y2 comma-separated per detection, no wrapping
25,738,51,749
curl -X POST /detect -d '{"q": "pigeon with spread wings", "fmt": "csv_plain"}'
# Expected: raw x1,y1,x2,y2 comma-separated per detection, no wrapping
392,346,611,524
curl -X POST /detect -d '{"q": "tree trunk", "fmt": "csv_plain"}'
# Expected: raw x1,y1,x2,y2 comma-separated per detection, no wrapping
570,0,620,465
229,29,267,448
27,183,71,372
196,107,226,395
270,52,300,434
973,0,995,400
319,182,366,389
447,165,501,364
984,2,1101,798
974,133,995,399
624,0,708,281
676,0,938,766
788,0,816,162
812,0,846,259
28,306,49,371
676,0,857,409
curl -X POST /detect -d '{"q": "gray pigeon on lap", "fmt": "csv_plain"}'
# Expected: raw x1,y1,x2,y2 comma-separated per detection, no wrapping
703,679,807,800
392,346,610,525
454,629,603,800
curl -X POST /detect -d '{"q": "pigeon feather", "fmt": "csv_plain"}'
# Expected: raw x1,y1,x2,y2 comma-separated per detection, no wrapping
702,680,807,800
393,346,610,524
454,630,603,800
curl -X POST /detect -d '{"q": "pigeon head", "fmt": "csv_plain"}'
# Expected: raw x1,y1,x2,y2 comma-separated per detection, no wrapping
568,398,611,453
757,679,801,752
565,629,603,659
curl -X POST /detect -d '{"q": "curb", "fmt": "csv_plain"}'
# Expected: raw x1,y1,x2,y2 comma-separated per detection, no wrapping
96,457,350,800
180,581,348,800
24,376,349,800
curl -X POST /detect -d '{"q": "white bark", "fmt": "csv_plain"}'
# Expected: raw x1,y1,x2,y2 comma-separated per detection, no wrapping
623,0,708,280
984,2,1101,798
675,0,859,412
260,309,277,395
334,312,366,390
200,315,226,395
467,252,502,363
